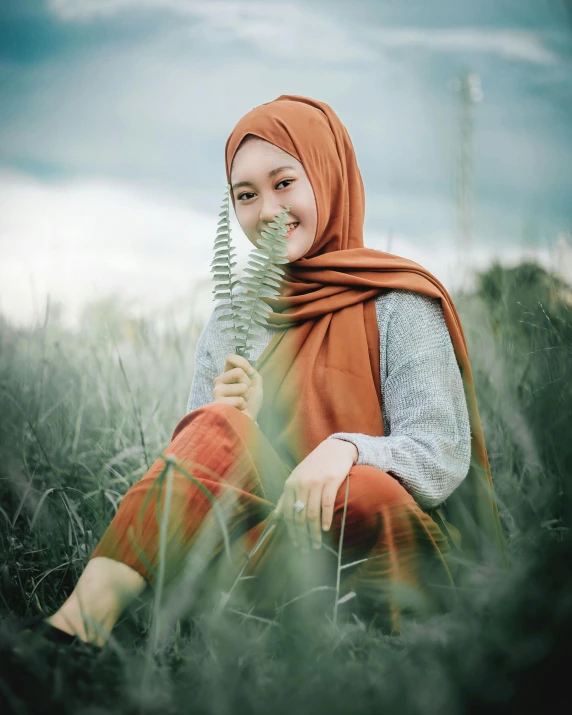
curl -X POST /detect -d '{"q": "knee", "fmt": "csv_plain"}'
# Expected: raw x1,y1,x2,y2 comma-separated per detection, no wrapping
197,402,254,424
172,402,247,441
343,465,414,522
195,402,235,418
201,402,253,433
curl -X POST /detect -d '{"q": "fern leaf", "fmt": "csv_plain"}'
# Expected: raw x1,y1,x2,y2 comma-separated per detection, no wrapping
211,185,242,343
211,187,291,363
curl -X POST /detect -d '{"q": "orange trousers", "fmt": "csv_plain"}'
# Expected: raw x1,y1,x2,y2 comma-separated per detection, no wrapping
89,403,458,630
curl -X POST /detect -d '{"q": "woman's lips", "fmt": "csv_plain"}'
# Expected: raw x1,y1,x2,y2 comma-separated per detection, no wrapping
286,222,299,234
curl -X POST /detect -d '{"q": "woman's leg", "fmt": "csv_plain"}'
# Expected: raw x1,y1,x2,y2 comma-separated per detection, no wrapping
328,465,457,631
47,557,146,646
46,403,289,645
230,464,456,632
45,407,455,642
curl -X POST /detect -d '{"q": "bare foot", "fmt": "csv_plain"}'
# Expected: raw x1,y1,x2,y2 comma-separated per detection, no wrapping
46,610,108,647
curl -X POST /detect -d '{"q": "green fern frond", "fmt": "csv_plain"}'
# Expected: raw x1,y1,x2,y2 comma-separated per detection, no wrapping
211,185,242,342
211,185,290,366
232,206,290,363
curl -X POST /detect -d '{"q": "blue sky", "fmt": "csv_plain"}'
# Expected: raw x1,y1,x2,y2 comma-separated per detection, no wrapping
1,0,571,325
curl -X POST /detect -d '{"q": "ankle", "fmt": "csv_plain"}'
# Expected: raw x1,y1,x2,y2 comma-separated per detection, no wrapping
48,599,117,647
46,612,77,637
47,557,146,647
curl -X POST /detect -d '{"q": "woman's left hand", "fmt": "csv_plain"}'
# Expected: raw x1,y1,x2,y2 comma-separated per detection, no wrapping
275,438,358,553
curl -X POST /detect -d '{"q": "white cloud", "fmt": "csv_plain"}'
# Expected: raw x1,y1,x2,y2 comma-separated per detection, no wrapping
1,171,562,330
365,229,560,296
0,171,229,327
367,27,556,65
48,0,377,63
48,1,557,65
48,0,138,20
0,36,374,181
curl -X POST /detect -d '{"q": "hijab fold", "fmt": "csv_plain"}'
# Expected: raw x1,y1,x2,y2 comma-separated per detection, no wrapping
225,95,508,567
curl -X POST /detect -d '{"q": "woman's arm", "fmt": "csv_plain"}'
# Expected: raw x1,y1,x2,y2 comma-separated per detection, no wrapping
185,307,262,426
327,290,471,510
186,312,218,414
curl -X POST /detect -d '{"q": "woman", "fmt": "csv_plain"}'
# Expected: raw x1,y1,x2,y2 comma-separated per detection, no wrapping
21,95,507,647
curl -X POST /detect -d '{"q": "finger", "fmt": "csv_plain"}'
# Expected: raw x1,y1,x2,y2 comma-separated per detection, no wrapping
321,479,341,532
306,482,324,550
293,484,311,553
282,481,298,548
218,367,251,386
250,370,263,387
213,382,248,398
224,354,256,377
212,382,248,411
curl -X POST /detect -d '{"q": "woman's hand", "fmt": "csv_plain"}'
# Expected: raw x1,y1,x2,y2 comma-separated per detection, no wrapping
212,354,263,422
275,438,358,553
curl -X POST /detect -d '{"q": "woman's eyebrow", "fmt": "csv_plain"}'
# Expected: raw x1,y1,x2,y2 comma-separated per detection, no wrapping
231,165,297,191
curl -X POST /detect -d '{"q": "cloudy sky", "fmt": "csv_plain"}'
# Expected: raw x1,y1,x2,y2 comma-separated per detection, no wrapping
1,0,571,326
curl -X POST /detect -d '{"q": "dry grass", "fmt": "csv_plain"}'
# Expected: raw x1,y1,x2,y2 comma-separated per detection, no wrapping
0,260,570,715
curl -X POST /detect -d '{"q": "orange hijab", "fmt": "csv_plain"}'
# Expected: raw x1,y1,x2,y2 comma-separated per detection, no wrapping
225,95,507,566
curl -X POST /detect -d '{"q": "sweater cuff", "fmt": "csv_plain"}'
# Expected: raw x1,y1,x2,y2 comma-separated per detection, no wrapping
327,432,391,471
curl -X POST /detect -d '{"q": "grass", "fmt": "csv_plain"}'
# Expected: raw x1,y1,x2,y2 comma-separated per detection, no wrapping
0,260,571,715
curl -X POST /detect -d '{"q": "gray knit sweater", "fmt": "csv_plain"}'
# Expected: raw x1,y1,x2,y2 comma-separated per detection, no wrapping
186,289,471,509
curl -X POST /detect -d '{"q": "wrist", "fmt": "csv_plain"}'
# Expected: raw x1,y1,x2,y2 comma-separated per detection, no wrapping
331,438,359,465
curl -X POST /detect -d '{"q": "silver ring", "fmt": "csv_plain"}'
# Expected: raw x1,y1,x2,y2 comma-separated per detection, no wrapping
293,500,306,514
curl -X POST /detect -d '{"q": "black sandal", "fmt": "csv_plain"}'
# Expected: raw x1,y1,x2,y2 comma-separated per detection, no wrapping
15,613,85,646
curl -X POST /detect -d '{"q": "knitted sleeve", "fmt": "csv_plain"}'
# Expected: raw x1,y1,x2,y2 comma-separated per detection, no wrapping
186,310,218,414
327,290,471,509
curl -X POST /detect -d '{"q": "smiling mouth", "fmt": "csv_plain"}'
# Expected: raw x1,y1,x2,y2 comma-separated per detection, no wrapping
286,222,299,233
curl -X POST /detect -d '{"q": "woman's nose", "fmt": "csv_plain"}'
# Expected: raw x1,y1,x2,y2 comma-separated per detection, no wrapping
258,196,285,224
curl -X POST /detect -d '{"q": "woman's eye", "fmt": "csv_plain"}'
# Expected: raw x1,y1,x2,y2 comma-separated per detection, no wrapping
237,180,292,202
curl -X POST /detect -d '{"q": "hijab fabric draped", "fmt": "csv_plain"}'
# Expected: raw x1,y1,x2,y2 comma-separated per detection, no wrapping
224,95,507,567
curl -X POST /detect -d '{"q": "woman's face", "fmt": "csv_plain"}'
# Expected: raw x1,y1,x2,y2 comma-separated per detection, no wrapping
230,137,318,263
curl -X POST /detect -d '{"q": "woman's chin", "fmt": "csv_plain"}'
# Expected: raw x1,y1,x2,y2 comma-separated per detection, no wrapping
286,238,305,263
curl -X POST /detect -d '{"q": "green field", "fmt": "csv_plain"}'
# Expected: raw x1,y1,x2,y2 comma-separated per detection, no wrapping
1,261,571,715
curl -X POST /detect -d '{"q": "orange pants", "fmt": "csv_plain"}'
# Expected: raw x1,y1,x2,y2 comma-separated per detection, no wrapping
89,403,458,631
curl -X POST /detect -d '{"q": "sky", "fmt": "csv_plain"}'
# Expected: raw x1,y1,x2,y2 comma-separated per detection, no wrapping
1,0,571,327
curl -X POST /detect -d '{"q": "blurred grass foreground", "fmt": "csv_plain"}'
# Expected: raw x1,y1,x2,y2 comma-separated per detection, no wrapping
0,260,571,714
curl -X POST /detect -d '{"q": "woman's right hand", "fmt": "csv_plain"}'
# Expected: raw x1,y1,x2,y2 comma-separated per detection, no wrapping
212,354,263,423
